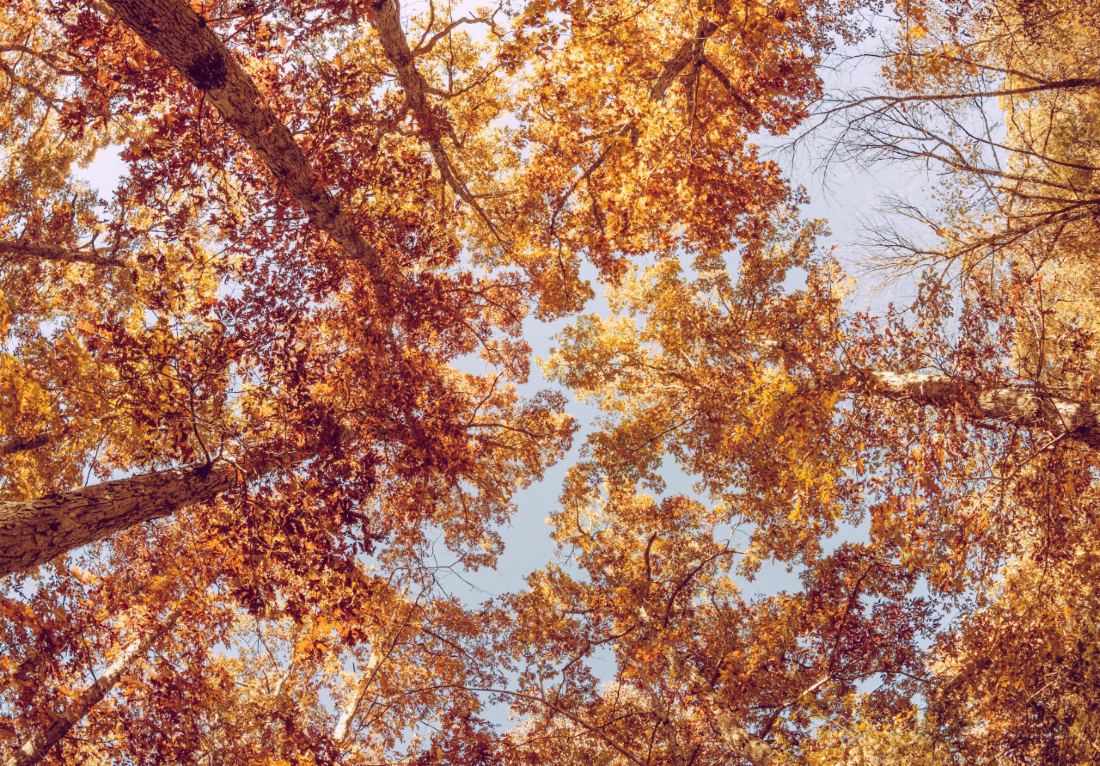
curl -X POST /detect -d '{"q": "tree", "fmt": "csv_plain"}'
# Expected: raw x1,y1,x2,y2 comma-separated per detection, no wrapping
2,0,854,760
3,0,1099,762
505,0,1100,761
4,602,179,766
486,0,1100,761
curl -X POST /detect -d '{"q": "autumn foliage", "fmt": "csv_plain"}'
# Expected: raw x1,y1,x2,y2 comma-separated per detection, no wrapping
1,0,1098,763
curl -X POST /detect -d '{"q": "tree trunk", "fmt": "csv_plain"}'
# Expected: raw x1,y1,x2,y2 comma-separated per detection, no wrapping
0,453,275,577
2,607,180,766
0,242,126,269
332,650,380,743
862,370,1100,448
0,432,52,456
367,0,498,238
103,0,381,272
648,17,719,101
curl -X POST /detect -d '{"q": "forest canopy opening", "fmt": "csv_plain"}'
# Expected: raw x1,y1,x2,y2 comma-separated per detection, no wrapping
1,0,1098,764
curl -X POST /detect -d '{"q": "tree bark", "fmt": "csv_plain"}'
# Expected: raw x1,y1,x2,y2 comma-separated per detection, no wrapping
332,650,380,743
0,432,52,456
0,451,280,577
649,17,719,102
860,370,1100,448
0,241,126,269
366,0,500,239
103,0,381,272
2,607,180,766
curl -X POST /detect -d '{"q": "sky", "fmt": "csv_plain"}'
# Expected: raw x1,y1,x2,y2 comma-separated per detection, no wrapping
444,36,940,604
53,11,963,741
68,7,940,679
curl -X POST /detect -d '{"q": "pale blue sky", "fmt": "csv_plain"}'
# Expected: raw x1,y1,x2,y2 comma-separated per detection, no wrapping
59,16,955,743
69,13,937,649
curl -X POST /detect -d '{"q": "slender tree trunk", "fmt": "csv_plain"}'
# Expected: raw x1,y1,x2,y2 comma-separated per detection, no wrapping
0,451,282,577
2,607,180,766
0,242,126,269
332,650,380,743
271,659,295,699
367,0,499,239
103,0,381,272
331,676,368,744
861,370,1100,448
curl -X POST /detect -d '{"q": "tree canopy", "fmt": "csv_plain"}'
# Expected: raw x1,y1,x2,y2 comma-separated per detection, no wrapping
1,0,1098,763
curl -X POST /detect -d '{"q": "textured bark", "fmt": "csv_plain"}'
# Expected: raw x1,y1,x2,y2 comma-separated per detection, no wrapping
0,432,52,455
647,11,757,114
104,0,380,271
649,17,720,101
0,461,233,576
0,241,126,269
3,607,180,766
0,451,281,577
861,370,1100,448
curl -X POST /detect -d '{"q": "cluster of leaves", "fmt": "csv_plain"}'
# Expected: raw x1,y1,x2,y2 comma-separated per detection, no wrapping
0,0,1098,764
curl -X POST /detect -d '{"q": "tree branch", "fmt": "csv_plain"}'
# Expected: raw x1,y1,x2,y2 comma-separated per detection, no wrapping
0,241,127,269
3,605,181,766
857,370,1100,448
103,0,383,273
367,0,507,246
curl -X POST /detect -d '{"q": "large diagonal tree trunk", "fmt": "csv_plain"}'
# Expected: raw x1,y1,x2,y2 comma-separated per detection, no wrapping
103,0,381,272
861,370,1100,448
0,452,280,577
2,606,180,766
